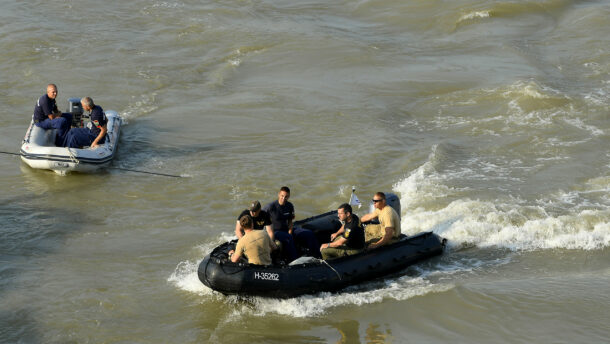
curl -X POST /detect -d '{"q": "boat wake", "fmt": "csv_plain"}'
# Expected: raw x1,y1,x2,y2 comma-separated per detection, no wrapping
394,146,610,252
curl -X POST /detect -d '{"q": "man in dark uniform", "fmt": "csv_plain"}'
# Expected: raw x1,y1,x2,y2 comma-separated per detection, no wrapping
263,186,320,260
320,203,365,260
63,97,107,148
33,84,72,146
234,200,277,250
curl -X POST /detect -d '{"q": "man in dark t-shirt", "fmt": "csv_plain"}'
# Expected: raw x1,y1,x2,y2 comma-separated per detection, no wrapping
234,200,277,250
320,203,365,260
33,84,73,146
63,97,107,148
264,186,320,260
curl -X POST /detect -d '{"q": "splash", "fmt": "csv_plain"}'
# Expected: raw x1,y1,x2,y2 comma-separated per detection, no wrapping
458,10,491,23
393,149,610,252
120,92,159,123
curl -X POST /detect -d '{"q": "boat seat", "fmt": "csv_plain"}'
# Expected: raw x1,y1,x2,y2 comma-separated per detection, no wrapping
30,125,58,147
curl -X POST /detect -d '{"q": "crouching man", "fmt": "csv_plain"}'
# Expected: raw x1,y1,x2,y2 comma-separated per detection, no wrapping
229,215,273,265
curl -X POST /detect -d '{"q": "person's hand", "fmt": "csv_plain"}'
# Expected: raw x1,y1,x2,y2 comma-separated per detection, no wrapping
228,250,235,256
91,142,98,148
330,233,337,241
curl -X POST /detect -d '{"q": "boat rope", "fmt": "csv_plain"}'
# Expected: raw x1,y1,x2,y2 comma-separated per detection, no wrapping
321,259,342,281
0,151,21,157
67,147,80,165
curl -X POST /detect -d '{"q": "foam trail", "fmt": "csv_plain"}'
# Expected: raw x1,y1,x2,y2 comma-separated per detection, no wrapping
393,150,610,252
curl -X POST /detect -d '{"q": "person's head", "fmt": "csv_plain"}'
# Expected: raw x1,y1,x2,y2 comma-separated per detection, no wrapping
46,84,58,99
239,214,253,231
80,96,95,111
337,203,352,222
278,186,290,205
249,200,261,217
372,192,386,210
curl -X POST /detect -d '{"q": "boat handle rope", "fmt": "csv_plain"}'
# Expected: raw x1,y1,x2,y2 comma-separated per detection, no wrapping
67,147,79,165
321,259,342,281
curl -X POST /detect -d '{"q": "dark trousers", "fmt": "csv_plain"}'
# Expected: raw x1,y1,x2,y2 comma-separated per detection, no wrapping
274,231,298,262
63,128,105,148
36,113,73,146
293,227,321,258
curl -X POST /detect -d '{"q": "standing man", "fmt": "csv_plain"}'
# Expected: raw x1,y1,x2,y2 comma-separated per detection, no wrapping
63,97,107,148
320,203,365,260
360,192,401,249
33,84,72,146
234,200,277,250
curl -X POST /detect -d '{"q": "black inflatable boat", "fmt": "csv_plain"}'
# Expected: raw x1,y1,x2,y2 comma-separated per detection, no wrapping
198,194,446,298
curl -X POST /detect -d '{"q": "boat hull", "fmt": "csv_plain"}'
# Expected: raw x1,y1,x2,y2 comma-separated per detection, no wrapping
198,228,445,298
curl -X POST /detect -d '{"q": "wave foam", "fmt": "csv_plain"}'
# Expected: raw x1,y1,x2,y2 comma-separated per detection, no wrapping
393,151,610,252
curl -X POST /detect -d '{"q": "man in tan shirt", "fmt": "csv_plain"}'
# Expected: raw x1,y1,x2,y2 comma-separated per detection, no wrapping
229,215,273,265
360,192,401,249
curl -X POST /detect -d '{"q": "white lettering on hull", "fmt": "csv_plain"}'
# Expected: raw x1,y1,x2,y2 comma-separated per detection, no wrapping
254,271,279,281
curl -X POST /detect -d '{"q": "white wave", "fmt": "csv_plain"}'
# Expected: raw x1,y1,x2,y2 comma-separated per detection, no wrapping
241,277,453,318
120,92,159,123
563,117,604,136
458,11,491,23
168,232,236,295
393,149,610,252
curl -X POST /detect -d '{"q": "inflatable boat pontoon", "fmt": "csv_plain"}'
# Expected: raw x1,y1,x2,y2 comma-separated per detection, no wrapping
20,98,122,175
198,193,446,298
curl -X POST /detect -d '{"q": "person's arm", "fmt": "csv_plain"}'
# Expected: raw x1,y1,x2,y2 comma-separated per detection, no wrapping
230,250,242,263
326,236,347,248
234,220,244,239
90,125,107,148
265,225,277,249
230,240,243,263
369,227,394,249
288,217,294,235
330,225,345,241
360,212,376,223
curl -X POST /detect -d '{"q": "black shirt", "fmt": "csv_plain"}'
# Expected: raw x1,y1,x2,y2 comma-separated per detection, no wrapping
237,209,272,230
33,94,58,122
263,200,294,233
342,214,365,249
88,105,107,136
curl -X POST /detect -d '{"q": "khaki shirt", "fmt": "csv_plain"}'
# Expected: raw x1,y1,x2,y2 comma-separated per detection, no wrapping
373,205,401,238
235,230,272,265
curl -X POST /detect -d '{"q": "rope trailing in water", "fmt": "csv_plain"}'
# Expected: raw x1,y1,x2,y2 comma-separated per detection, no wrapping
108,166,183,178
1,150,183,178
0,151,21,156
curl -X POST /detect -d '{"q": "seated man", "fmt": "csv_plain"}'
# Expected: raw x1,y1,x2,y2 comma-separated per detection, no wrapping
263,186,320,260
228,215,273,265
360,192,401,249
234,200,277,251
320,203,365,260
63,97,107,148
33,84,73,146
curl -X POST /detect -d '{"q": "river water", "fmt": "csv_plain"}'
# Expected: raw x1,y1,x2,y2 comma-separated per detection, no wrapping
1,0,608,343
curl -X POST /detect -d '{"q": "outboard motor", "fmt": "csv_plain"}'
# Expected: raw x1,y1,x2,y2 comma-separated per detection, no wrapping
367,192,401,220
67,97,83,127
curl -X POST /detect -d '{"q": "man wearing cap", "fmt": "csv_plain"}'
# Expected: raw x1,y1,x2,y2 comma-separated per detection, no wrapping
234,200,277,250
33,83,73,146
360,192,401,249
